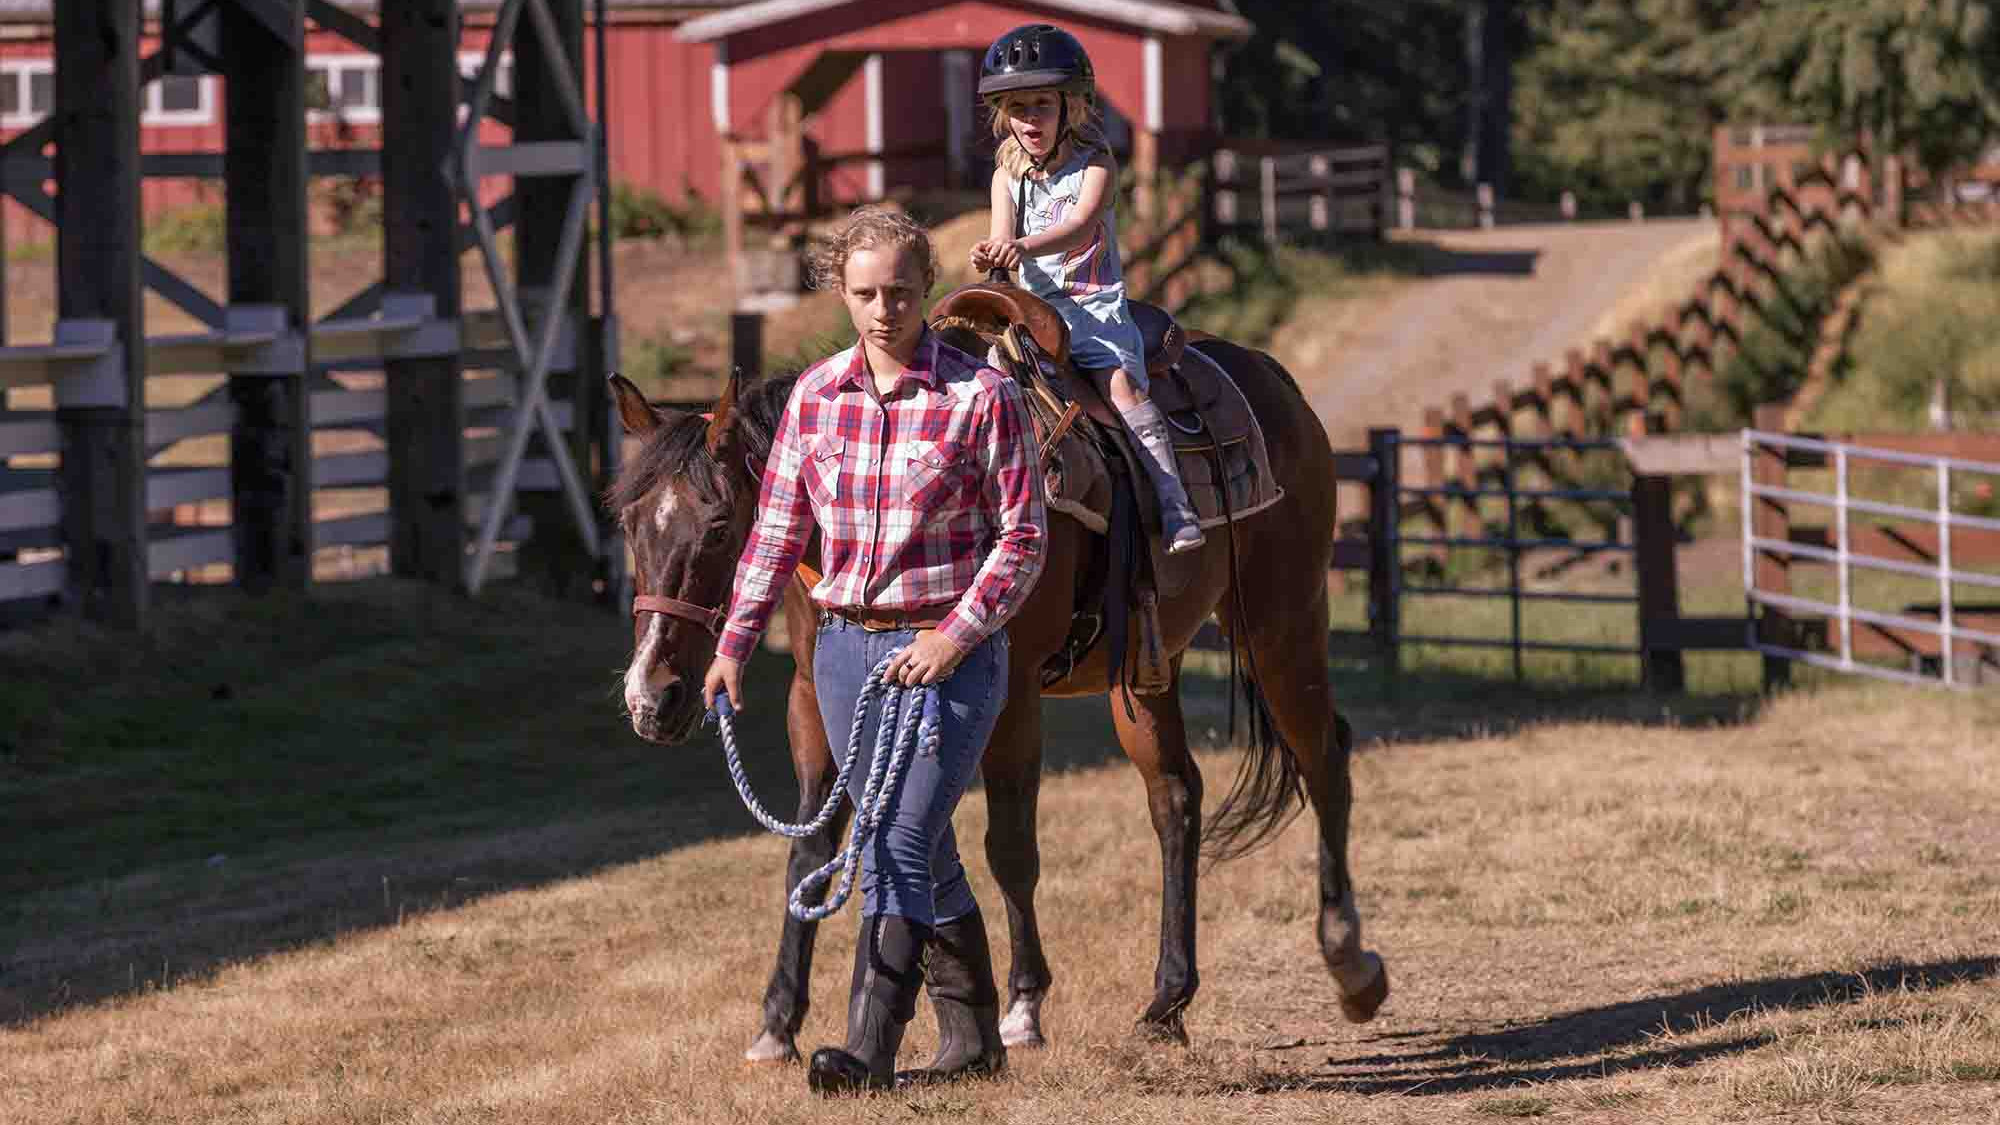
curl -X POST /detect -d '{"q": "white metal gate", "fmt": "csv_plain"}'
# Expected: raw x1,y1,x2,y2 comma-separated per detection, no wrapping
1742,429,2000,688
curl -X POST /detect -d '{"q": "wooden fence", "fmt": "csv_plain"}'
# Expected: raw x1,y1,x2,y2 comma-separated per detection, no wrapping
1209,142,1390,244
0,307,587,614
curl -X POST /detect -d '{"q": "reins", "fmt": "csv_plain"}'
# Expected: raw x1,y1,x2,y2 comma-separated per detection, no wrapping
709,652,940,922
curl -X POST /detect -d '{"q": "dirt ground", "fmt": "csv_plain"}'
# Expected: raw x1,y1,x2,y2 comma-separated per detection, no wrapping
1269,219,1718,450
4,681,1995,1124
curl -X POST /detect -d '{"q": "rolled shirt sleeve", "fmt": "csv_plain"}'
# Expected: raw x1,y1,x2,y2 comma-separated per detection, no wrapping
938,374,1047,652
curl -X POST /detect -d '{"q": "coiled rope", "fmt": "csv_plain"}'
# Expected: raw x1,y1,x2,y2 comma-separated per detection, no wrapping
709,651,941,922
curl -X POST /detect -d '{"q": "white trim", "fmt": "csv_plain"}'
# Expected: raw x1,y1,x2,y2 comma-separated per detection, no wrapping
943,49,971,184
305,53,383,125
864,52,883,198
144,74,215,127
710,41,730,133
678,0,1251,43
0,60,52,129
1143,35,1163,132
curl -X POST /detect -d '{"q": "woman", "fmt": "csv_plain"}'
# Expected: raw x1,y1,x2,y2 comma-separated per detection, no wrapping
702,207,1047,1094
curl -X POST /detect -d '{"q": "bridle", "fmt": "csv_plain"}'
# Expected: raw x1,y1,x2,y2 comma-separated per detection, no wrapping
632,592,724,636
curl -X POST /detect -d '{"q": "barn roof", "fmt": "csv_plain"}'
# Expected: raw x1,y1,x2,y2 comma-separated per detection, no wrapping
0,0,731,20
676,0,1252,43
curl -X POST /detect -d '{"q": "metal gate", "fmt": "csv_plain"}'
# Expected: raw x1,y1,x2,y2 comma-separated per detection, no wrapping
1742,430,2000,689
1391,433,1648,683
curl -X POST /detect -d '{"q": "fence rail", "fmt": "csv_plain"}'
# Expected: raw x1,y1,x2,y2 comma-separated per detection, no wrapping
1743,424,2000,688
1210,143,1389,243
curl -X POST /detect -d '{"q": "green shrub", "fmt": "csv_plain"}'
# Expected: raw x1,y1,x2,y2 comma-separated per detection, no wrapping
143,203,228,255
609,183,720,242
1686,227,1875,430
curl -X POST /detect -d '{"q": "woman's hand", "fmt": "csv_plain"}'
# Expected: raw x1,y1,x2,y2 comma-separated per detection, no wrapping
884,630,966,686
970,240,995,273
703,655,744,713
987,239,1026,270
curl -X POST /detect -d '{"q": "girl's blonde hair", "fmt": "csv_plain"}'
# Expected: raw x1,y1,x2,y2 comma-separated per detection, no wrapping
988,88,1103,179
805,205,939,294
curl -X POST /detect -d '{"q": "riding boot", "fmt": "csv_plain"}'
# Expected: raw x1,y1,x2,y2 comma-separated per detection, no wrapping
808,914,929,1095
895,907,1007,1088
1118,401,1206,555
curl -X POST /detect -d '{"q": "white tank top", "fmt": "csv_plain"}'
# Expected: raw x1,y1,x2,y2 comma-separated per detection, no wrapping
1012,145,1126,310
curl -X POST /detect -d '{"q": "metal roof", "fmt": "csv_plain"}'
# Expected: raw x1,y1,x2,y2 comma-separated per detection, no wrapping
677,0,1251,43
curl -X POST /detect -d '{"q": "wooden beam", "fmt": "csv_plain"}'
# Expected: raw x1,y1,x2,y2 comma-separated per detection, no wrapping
381,0,467,586
54,0,148,626
224,0,313,593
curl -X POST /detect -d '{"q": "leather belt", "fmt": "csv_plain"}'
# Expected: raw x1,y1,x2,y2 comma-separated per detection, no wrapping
824,603,955,633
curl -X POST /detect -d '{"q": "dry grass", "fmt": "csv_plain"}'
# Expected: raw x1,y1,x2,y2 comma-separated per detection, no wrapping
5,678,1996,1123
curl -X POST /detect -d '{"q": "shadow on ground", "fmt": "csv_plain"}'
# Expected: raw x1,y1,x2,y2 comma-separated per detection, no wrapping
1231,957,2000,1095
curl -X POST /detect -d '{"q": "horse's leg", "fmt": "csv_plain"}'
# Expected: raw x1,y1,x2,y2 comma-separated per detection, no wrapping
1109,662,1204,1044
980,687,1055,1049
1237,591,1389,1023
745,666,850,1063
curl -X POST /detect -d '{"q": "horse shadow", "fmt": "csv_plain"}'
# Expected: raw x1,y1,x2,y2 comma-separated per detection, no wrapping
1232,956,2000,1095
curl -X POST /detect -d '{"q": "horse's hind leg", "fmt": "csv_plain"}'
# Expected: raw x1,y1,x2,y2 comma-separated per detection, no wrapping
980,688,1056,1049
1238,594,1389,1023
1109,663,1204,1043
746,668,848,1063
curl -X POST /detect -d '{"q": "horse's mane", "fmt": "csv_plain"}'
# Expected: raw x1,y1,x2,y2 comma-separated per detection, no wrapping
603,372,802,513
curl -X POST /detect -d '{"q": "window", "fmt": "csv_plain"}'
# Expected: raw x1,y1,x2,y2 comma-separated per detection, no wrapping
459,51,514,99
144,74,212,126
306,55,382,123
0,62,54,128
1733,164,1755,192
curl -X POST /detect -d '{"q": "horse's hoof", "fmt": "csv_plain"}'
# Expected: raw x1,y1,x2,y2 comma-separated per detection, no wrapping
1339,954,1389,1024
999,996,1046,1049
1133,1014,1190,1046
744,1028,801,1064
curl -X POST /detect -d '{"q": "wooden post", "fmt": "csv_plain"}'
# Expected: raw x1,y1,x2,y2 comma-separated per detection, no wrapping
224,0,311,593
1476,182,1494,229
1133,128,1159,227
382,0,466,585
1633,467,1685,692
1260,155,1278,245
1450,391,1476,542
515,0,598,600
1396,166,1415,230
721,136,745,298
1367,427,1402,688
1750,403,1792,688
54,0,147,626
730,311,763,382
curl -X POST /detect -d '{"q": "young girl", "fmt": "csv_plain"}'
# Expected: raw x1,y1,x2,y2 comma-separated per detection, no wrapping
968,23,1205,554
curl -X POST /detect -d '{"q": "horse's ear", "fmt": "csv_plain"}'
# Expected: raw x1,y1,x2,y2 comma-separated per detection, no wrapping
705,366,744,456
609,373,664,436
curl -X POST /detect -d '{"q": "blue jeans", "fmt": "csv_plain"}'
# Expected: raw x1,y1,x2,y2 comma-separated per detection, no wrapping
812,612,1008,927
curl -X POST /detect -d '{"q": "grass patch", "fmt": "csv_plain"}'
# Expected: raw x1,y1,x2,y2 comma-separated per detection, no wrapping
1475,1094,1555,1117
1175,236,1426,348
1811,226,2000,432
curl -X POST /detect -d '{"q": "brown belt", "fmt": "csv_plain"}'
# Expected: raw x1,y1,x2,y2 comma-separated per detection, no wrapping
824,603,955,633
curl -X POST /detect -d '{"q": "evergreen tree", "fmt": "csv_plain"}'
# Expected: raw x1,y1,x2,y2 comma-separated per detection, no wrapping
1683,0,2000,176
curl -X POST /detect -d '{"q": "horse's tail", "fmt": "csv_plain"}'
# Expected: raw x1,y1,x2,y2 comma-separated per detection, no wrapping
1200,670,1306,862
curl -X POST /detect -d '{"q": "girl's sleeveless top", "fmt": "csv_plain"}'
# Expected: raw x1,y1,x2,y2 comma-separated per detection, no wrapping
1012,145,1127,313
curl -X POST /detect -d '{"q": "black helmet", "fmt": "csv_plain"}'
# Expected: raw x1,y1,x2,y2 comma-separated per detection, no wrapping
978,24,1094,100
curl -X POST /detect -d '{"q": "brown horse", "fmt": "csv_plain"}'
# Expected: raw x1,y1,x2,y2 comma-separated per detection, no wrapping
606,328,1388,1061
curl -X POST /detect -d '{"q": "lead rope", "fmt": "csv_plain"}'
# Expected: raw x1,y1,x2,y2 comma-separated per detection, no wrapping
708,651,941,922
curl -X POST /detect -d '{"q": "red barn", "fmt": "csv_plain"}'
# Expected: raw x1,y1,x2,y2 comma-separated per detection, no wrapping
0,0,1245,233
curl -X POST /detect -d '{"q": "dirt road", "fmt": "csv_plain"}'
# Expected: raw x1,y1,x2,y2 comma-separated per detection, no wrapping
1272,218,1716,448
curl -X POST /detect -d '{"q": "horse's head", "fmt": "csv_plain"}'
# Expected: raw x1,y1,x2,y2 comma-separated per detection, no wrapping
606,369,765,744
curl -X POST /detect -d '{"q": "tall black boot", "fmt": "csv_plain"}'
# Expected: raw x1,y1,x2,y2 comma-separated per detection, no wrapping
896,907,1007,1087
808,914,929,1095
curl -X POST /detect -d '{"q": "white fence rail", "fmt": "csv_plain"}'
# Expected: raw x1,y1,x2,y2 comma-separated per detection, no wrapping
1742,429,2000,689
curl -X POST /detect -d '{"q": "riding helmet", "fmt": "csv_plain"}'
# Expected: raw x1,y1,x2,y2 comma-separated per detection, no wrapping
978,24,1094,99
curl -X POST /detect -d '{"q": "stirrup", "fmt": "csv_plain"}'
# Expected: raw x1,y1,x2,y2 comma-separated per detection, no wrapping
1164,520,1205,555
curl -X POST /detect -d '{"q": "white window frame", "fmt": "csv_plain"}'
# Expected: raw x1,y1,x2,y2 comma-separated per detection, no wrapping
0,60,54,129
459,50,515,100
144,74,214,127
306,53,383,125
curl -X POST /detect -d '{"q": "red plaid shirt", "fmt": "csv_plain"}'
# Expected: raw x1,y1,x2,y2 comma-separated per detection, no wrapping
717,331,1048,662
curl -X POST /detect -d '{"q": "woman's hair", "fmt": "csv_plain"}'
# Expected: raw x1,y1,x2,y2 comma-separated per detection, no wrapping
804,205,939,294
988,88,1104,179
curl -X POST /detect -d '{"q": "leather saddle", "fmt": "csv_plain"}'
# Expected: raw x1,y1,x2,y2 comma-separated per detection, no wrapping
929,282,1283,695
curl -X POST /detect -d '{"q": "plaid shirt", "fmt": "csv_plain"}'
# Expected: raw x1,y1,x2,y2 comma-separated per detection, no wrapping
717,331,1047,663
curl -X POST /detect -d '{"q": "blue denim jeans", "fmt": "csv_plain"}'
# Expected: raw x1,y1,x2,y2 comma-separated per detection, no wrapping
812,611,1008,927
